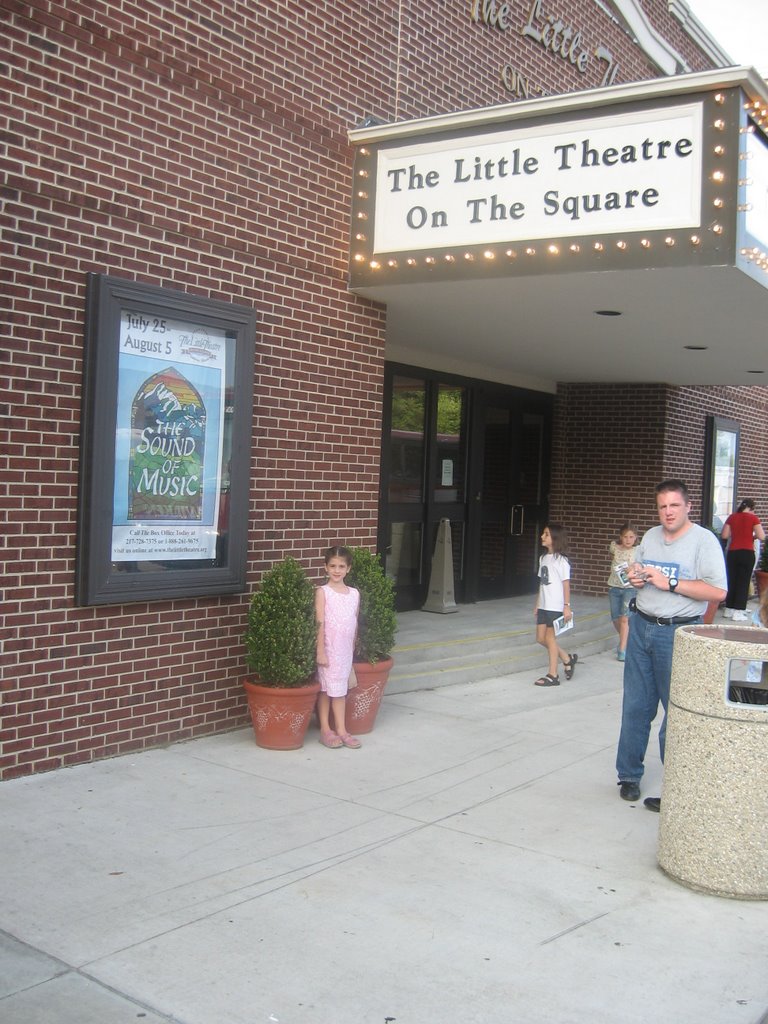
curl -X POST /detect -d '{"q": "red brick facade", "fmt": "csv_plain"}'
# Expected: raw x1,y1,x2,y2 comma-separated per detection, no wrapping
551,385,768,593
0,1,758,777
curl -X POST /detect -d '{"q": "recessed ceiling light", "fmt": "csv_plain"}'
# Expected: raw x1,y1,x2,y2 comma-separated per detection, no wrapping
594,309,622,316
684,345,708,350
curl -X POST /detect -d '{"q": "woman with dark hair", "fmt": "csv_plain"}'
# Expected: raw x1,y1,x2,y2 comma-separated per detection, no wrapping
721,499,766,621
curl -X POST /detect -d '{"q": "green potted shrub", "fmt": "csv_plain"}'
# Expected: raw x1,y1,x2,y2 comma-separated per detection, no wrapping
242,556,320,749
345,547,397,734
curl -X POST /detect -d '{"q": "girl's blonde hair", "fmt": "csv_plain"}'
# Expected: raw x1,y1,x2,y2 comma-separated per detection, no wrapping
619,522,638,538
757,586,768,628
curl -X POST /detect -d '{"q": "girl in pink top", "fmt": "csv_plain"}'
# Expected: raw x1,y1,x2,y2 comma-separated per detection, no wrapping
315,546,362,748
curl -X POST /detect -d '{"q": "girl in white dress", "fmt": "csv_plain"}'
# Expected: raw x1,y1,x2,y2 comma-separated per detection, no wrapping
316,546,362,748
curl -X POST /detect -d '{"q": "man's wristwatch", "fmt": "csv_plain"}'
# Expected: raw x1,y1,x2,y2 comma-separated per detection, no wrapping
669,577,678,592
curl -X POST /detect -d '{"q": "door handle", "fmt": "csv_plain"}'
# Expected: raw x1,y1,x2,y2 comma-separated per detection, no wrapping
510,504,524,536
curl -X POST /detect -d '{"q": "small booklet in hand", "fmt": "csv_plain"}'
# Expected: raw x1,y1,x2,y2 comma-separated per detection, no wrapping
553,614,574,636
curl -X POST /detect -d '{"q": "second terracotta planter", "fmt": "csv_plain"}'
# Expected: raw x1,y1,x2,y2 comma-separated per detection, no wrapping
345,657,394,734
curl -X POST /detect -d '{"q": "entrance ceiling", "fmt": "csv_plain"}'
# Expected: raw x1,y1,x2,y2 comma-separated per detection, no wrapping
361,263,768,388
349,69,768,391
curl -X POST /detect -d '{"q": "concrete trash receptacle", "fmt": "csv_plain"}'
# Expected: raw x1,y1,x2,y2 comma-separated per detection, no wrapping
658,624,768,900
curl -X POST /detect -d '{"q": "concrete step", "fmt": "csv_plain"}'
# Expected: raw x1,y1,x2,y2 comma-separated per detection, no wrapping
388,594,617,693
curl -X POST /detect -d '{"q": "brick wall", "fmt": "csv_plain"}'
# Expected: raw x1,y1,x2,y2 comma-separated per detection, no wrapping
0,0,724,777
1,0,396,779
551,384,768,594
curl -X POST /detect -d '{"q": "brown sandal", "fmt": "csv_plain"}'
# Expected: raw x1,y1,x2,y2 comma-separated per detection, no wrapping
534,674,560,686
564,654,578,680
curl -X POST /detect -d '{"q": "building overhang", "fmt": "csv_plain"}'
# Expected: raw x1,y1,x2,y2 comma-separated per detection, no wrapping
348,69,768,388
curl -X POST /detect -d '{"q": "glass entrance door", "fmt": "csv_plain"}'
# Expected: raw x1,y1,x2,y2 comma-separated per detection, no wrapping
381,367,551,609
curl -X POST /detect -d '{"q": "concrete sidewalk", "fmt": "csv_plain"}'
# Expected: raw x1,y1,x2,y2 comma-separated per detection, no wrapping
2,645,767,1024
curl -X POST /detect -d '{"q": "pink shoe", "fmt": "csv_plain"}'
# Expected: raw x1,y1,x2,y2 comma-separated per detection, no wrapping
338,733,362,749
320,730,343,749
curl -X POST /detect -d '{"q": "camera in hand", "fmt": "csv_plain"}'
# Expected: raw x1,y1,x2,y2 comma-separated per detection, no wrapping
618,562,648,585
616,562,631,586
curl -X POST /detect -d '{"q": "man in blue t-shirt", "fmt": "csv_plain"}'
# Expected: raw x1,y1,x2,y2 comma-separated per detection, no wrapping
616,480,727,809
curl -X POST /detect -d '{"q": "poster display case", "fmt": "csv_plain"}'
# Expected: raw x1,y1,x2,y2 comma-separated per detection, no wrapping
76,274,256,605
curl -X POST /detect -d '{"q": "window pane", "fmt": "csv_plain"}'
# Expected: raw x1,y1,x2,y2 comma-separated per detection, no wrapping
387,522,423,586
433,384,466,504
389,376,425,504
518,413,544,504
483,407,510,503
712,427,737,530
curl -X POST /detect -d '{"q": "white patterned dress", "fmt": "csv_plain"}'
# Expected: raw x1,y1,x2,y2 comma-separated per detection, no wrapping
317,584,360,697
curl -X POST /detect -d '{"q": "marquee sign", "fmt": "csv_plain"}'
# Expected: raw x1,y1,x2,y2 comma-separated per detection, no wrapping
737,103,768,286
372,103,702,253
349,82,756,288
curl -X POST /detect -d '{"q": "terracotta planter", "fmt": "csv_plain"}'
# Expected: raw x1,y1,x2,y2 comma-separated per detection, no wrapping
345,657,394,735
243,678,320,750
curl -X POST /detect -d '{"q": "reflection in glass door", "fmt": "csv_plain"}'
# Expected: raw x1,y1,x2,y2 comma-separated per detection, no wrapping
383,372,468,610
386,375,426,599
